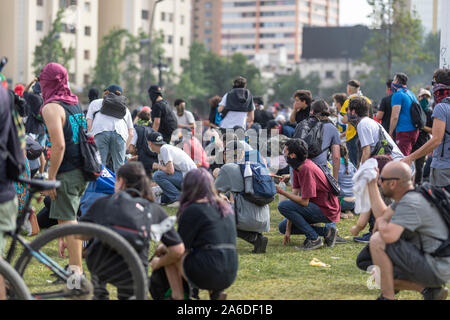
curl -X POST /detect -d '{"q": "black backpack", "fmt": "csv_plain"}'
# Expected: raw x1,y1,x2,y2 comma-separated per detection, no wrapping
0,89,26,181
25,135,43,160
100,93,128,119
65,107,102,181
410,101,427,130
371,123,394,157
293,116,326,159
416,183,450,258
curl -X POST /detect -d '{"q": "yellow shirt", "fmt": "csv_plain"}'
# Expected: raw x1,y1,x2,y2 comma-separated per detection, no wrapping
340,95,372,141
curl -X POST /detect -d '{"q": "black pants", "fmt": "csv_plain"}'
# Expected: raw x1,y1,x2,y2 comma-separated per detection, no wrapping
237,229,262,245
37,197,58,229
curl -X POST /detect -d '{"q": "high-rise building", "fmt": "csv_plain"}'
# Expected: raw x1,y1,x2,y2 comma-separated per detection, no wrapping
192,0,340,64
0,0,99,91
407,0,441,34
98,0,191,76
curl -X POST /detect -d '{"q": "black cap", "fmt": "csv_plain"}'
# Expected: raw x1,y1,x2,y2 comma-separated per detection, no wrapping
148,85,162,95
147,131,166,145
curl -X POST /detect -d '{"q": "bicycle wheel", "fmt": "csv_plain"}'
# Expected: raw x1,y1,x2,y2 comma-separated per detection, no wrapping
15,222,148,300
0,258,31,300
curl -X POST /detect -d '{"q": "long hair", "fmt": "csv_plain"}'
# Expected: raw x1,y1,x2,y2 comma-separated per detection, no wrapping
177,168,233,220
341,144,350,175
117,162,155,203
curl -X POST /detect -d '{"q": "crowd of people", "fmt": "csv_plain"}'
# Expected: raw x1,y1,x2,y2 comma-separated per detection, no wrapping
0,59,449,300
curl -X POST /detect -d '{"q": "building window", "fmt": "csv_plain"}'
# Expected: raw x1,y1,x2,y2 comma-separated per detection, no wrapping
142,10,149,20
167,35,173,44
60,0,77,8
325,71,335,79
180,37,184,46
84,1,90,11
84,26,91,36
84,74,90,85
37,0,44,6
180,15,185,25
69,73,76,83
161,12,166,21
84,50,90,60
36,20,44,31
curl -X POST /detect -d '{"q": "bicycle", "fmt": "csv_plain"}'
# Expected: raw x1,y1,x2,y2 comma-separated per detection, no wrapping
2,177,148,300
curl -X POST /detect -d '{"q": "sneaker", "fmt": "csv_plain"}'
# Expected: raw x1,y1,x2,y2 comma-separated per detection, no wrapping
422,287,448,300
167,201,180,208
354,233,371,244
252,235,268,254
324,227,337,248
296,238,324,251
335,234,348,244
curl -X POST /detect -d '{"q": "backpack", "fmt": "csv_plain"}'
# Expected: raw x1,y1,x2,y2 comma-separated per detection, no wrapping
293,117,326,159
100,93,128,119
25,135,43,160
101,190,153,251
0,89,26,181
416,183,450,258
410,100,427,130
239,162,276,206
371,123,394,157
65,107,102,182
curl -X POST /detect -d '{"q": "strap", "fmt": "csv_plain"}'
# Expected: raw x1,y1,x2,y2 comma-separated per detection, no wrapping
196,244,236,251
125,188,144,198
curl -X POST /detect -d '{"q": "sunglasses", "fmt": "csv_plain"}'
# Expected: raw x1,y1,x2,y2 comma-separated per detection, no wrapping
379,176,401,183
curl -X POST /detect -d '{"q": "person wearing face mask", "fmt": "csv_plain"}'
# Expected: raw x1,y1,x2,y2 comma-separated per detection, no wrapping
389,73,420,156
148,85,178,143
276,139,340,251
403,69,450,190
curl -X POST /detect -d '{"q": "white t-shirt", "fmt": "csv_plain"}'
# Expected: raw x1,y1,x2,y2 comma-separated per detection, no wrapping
174,110,195,127
357,117,404,160
158,144,197,176
86,99,134,142
219,93,255,129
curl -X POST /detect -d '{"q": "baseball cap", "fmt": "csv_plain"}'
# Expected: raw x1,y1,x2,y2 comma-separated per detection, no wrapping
104,84,123,94
418,88,431,98
147,131,166,145
141,106,151,113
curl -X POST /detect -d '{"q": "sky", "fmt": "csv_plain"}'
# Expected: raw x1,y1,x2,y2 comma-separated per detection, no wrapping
339,0,373,26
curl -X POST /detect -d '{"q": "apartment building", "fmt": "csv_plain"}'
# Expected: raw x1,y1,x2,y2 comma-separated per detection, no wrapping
98,0,191,76
0,0,99,91
192,0,340,64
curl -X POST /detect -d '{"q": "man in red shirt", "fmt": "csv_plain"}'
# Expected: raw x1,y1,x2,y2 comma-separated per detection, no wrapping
277,139,340,250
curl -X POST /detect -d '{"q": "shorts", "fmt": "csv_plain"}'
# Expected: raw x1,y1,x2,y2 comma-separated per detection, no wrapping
0,197,18,255
50,169,88,221
430,168,450,188
385,239,445,288
396,130,419,156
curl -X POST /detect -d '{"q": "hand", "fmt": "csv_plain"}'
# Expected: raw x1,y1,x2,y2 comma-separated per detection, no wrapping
58,238,68,258
350,225,362,236
152,163,160,170
401,156,413,166
154,244,168,257
42,188,57,201
276,185,284,194
150,256,161,271
282,233,291,245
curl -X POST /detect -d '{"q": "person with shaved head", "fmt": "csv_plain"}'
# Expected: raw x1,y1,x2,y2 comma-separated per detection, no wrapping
364,161,449,300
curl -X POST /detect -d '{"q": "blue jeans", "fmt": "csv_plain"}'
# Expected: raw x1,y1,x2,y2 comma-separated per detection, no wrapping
95,131,126,173
341,199,355,212
346,136,358,167
153,170,183,204
282,125,295,138
278,200,331,240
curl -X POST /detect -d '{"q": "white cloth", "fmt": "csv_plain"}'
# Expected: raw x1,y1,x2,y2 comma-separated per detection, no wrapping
86,99,134,142
219,93,255,129
174,110,195,126
352,158,378,214
158,144,197,176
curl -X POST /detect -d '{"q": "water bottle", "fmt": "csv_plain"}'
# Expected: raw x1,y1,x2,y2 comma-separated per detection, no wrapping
244,162,254,194
278,181,287,203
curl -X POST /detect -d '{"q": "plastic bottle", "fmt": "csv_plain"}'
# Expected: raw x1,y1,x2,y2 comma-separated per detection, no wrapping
244,161,254,194
278,181,287,203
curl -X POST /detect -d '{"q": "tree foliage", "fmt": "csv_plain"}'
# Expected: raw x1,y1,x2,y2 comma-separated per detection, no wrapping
32,8,75,75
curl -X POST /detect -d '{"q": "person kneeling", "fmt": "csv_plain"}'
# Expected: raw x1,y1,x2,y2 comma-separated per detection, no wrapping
277,139,340,250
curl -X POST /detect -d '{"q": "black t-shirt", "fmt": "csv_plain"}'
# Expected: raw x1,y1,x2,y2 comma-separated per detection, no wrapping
295,105,311,124
0,86,16,203
209,107,217,125
178,203,236,250
254,109,274,129
80,195,182,268
379,95,393,133
413,109,433,151
151,99,178,141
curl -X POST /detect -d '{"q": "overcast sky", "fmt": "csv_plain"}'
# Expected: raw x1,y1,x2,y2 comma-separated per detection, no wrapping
340,0,373,26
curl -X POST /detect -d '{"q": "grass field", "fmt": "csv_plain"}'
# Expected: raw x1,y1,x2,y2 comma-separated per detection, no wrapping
7,196,448,300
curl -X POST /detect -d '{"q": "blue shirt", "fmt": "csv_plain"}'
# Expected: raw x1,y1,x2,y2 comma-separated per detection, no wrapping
391,89,418,132
431,100,450,170
337,158,356,197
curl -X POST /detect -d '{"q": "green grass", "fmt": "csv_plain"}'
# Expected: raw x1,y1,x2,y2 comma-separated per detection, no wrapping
6,197,448,300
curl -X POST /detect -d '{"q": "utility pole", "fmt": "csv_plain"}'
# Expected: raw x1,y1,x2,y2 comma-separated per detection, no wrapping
440,0,450,68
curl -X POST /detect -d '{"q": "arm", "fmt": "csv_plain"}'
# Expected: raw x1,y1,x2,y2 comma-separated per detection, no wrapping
126,128,134,150
376,111,385,122
389,105,401,137
151,243,185,271
276,187,309,207
350,210,371,236
218,105,225,113
360,145,371,165
403,118,446,165
289,108,297,124
39,153,46,174
247,110,254,128
367,179,395,220
331,144,340,181
376,219,404,244
24,78,38,93
87,119,93,132
283,220,293,245
153,161,175,175
153,117,161,132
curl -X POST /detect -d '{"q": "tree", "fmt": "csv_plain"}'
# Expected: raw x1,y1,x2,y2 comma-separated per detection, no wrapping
361,0,432,82
32,8,74,75
269,70,320,106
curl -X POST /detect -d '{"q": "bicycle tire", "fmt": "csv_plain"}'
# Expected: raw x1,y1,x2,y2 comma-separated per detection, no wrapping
15,222,148,300
0,258,31,300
